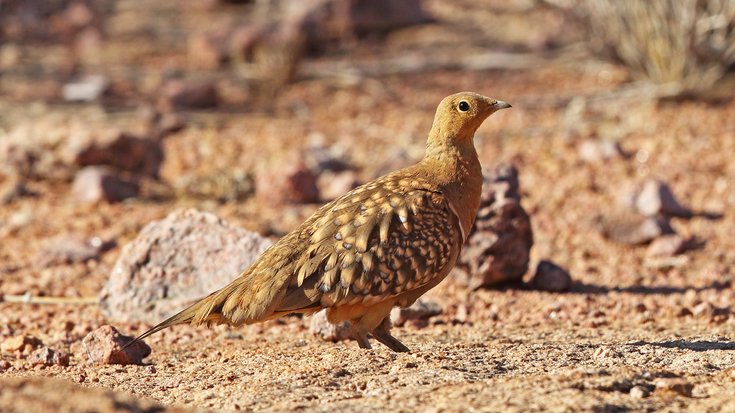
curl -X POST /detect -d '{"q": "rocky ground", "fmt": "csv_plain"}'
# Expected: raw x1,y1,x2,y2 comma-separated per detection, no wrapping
1,1,735,412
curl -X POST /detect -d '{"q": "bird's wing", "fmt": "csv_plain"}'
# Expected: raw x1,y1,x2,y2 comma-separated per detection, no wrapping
276,174,463,312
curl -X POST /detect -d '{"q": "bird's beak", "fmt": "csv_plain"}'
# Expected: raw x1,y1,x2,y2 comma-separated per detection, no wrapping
494,100,512,110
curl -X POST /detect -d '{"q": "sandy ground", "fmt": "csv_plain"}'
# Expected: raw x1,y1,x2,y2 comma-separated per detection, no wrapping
2,1,735,412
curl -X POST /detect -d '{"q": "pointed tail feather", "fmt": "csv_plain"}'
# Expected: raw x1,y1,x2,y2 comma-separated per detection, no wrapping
121,291,223,351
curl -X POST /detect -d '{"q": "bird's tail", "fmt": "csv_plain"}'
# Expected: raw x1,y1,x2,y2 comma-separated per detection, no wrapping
121,290,227,351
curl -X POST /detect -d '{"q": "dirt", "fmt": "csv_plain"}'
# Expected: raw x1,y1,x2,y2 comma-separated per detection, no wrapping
1,1,735,412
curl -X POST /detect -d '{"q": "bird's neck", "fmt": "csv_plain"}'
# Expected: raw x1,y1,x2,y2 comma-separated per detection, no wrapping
421,134,483,241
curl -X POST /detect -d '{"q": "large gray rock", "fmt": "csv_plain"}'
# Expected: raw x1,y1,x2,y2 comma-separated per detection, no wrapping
100,209,272,324
454,163,534,289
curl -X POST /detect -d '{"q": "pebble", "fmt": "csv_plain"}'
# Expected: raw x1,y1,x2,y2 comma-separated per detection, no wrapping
597,211,674,245
161,80,219,110
531,260,573,292
29,347,70,367
390,299,442,327
629,385,649,399
71,166,139,203
1,335,42,354
655,378,694,397
309,309,352,342
81,325,150,365
636,179,692,218
38,234,109,267
646,234,690,258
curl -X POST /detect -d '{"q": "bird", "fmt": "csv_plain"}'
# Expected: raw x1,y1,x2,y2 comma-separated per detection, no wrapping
123,92,511,353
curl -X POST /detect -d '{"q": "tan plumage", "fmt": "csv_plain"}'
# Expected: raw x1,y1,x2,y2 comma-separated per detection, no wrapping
125,92,511,352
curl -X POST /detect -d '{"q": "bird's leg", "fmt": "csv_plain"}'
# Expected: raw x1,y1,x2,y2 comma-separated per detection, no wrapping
371,316,410,353
349,321,372,349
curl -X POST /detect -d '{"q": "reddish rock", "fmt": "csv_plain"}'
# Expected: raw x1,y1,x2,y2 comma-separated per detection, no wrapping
37,234,110,267
1,335,42,354
72,166,138,203
309,309,352,342
531,260,573,292
29,347,70,367
454,163,533,289
597,211,674,245
81,325,150,365
646,234,691,257
161,80,219,110
635,179,693,218
655,378,694,397
0,117,162,181
100,208,272,323
256,156,320,205
390,299,442,327
73,132,163,178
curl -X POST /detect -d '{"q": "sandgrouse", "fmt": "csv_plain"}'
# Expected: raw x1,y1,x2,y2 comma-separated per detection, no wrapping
125,92,511,352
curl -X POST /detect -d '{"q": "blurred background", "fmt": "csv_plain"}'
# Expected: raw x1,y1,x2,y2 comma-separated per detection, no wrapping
1,0,735,410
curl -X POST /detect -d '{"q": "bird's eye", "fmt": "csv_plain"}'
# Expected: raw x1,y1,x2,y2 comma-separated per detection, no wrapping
458,101,470,112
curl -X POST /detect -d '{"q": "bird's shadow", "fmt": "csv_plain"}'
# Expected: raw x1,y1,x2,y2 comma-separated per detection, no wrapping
488,280,732,295
567,280,731,295
628,339,735,352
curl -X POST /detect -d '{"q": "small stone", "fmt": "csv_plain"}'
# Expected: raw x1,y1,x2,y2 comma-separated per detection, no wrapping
635,179,693,218
72,131,164,178
162,80,219,110
62,75,109,102
597,211,674,245
531,260,572,292
38,234,108,267
1,335,42,354
100,209,272,323
256,156,320,205
30,347,70,366
81,325,150,365
317,170,361,201
630,385,649,399
0,360,10,370
655,378,693,397
72,166,138,203
309,309,351,342
692,302,714,317
390,299,442,327
646,234,690,258
592,346,618,359
577,139,623,163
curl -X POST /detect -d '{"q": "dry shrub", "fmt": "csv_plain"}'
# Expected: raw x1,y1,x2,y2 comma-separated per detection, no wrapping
555,0,735,95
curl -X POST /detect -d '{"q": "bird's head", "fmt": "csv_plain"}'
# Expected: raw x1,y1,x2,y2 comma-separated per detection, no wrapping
428,92,511,148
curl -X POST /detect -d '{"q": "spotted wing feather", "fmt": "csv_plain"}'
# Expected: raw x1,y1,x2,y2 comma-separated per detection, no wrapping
277,174,462,312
